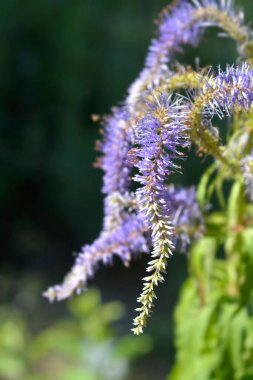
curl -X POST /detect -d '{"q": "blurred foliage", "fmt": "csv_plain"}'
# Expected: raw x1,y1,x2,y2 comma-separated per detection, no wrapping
169,112,253,379
0,288,152,380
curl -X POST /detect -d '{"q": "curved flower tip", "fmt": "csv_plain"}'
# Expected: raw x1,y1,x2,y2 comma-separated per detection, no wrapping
43,211,148,302
43,287,56,302
146,0,249,70
146,1,199,68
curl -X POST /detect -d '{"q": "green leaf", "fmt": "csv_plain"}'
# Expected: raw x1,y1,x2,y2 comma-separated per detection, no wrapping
197,163,217,210
190,237,217,284
116,334,152,359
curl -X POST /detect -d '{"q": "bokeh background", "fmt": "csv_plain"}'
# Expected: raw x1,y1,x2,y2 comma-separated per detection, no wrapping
1,0,253,379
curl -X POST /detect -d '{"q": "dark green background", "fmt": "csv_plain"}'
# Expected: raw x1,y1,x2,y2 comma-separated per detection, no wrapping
1,0,252,378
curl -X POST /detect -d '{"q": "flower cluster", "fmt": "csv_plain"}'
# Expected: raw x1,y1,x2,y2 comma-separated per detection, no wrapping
127,0,251,111
202,64,253,117
45,0,253,334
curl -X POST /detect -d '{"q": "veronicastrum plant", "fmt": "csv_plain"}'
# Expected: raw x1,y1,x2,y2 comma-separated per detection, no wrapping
45,1,253,377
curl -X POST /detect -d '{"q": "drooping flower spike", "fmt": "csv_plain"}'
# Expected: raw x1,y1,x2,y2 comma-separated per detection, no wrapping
44,186,203,302
131,94,191,333
44,204,148,302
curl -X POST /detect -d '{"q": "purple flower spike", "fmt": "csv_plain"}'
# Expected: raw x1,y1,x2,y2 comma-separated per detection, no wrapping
146,0,248,70
127,0,249,112
98,107,132,195
131,95,192,334
163,185,205,252
133,94,190,187
44,211,148,302
145,1,200,69
202,64,253,118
